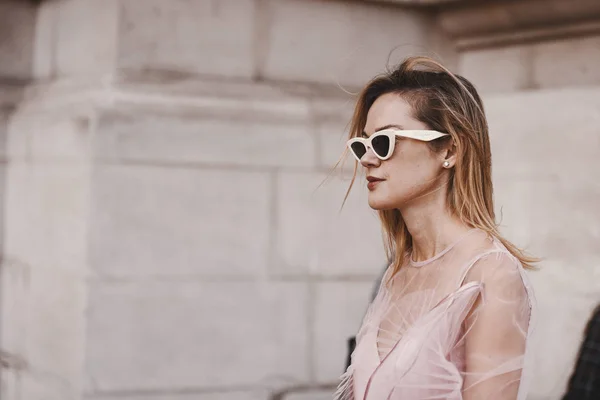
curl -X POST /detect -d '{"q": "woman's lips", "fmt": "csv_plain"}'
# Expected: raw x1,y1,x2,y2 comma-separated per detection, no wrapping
367,176,384,190
367,181,380,190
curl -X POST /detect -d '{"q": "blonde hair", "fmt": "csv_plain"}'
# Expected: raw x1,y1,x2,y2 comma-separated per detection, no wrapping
341,56,537,276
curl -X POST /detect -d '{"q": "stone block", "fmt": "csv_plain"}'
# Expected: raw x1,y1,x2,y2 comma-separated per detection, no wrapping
89,166,271,277
275,172,386,277
317,120,353,171
3,163,90,272
22,113,93,161
485,87,600,176
0,164,4,247
25,268,86,383
283,390,334,400
261,0,432,87
95,111,317,168
117,0,256,78
2,164,35,266
0,1,36,79
0,266,86,391
0,110,8,161
529,174,600,262
0,258,29,373
111,74,315,124
1,259,86,400
0,163,88,399
533,35,600,89
493,176,534,250
83,280,309,392
2,370,78,400
5,110,28,160
494,175,597,276
493,172,600,264
313,281,375,381
54,0,120,76
487,88,600,258
85,390,269,400
458,46,532,93
310,97,354,124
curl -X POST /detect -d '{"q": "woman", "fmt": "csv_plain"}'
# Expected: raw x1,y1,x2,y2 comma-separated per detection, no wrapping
336,56,537,400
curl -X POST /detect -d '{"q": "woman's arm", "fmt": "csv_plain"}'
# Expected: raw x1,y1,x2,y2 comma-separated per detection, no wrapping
461,254,532,399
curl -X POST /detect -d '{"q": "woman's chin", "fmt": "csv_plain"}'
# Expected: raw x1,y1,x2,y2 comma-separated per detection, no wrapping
367,195,398,211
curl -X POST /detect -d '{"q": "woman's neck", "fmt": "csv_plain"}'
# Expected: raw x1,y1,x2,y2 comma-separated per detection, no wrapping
400,194,471,262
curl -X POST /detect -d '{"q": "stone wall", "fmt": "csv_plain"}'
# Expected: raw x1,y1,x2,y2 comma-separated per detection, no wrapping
0,0,598,400
0,0,439,399
459,35,600,93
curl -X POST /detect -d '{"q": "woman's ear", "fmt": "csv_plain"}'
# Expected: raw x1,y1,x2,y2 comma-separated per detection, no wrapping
442,141,457,168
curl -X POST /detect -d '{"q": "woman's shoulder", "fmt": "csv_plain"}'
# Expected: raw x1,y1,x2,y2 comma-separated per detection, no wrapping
462,243,536,311
464,250,523,280
455,231,532,287
457,230,524,269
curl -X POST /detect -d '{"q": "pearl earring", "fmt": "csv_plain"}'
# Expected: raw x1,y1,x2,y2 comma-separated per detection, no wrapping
443,161,450,168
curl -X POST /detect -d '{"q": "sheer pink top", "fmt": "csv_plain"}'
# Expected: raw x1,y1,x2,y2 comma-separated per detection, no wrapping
335,229,536,400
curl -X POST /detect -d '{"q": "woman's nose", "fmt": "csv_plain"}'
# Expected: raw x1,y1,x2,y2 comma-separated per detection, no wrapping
360,147,381,168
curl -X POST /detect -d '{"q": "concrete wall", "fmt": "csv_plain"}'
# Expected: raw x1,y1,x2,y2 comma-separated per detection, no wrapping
0,0,598,399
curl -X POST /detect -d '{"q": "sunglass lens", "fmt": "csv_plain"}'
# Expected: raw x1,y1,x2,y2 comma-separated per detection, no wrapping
371,135,391,158
350,142,367,160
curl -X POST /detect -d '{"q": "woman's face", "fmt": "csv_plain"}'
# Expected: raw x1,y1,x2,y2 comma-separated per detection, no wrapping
361,93,449,211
